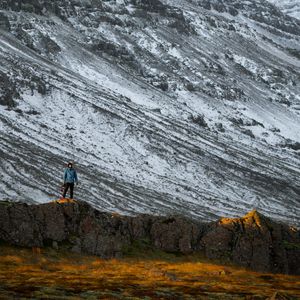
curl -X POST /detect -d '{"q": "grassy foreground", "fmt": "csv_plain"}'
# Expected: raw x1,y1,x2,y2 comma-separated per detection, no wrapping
0,244,299,299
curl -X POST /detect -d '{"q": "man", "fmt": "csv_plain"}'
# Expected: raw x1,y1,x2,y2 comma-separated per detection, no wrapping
62,162,78,199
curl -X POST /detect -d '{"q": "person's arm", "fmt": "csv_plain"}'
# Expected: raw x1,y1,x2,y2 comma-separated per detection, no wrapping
63,169,67,183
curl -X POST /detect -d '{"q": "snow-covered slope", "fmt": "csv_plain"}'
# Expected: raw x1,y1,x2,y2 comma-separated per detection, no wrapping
0,0,300,225
267,0,300,20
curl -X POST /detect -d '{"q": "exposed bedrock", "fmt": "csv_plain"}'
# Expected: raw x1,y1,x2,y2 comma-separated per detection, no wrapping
0,200,299,275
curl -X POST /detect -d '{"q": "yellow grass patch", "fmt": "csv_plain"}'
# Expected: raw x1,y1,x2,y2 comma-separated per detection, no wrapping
0,245,299,299
53,198,77,204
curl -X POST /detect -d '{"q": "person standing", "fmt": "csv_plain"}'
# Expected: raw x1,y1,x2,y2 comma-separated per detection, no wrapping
62,162,78,199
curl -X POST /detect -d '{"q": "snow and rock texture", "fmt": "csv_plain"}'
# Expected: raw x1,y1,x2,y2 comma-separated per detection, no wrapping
1,200,299,274
267,0,300,20
0,0,300,225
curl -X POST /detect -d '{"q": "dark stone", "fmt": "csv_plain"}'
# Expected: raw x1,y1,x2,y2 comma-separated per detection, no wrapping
168,19,195,35
132,0,167,14
242,129,255,139
0,13,10,31
190,114,208,128
216,123,225,132
284,142,300,151
229,117,244,126
287,49,300,60
228,7,238,16
0,72,19,108
199,1,211,10
16,26,35,49
149,216,202,254
212,2,226,13
41,35,61,55
251,119,264,128
21,3,35,13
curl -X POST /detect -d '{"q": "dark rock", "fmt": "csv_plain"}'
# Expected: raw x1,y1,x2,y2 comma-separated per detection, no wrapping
216,122,225,132
0,72,19,108
228,7,238,16
201,211,300,274
30,75,49,95
242,129,255,139
190,114,208,128
287,49,300,60
270,127,281,133
0,13,10,31
157,81,169,91
168,18,195,35
283,142,300,151
16,26,35,49
251,119,264,128
21,3,35,13
37,82,47,95
199,1,211,10
212,2,226,13
40,35,61,55
149,216,202,254
132,0,167,14
185,82,198,92
0,201,299,275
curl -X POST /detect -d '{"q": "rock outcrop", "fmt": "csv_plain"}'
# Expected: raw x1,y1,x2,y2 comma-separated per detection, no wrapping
0,200,299,275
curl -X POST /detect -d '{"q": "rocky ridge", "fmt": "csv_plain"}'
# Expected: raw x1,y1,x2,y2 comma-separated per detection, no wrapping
0,200,299,275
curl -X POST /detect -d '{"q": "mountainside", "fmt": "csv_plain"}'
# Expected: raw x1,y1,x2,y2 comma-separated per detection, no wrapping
0,0,300,225
1,200,299,275
267,0,300,20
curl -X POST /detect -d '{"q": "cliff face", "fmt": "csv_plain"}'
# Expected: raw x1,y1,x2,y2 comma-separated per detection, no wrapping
0,200,299,275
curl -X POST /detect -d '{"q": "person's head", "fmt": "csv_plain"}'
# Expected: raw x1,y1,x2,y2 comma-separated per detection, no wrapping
68,162,73,168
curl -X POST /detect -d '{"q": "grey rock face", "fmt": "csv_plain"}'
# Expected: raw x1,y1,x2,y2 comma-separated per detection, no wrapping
0,200,299,275
149,216,203,254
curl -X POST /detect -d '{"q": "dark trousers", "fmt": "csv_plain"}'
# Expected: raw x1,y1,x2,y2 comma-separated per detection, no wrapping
63,182,74,199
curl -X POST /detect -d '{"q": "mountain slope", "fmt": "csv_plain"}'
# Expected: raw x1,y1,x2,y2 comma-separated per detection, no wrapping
0,0,300,225
267,0,300,20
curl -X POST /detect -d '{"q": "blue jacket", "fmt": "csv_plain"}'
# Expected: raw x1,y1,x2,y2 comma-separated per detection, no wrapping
64,168,78,184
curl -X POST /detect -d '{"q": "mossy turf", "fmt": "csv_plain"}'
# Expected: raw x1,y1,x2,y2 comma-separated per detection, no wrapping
0,245,299,299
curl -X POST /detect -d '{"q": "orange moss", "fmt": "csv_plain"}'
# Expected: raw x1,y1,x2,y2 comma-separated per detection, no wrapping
0,245,299,299
54,198,77,204
0,255,24,265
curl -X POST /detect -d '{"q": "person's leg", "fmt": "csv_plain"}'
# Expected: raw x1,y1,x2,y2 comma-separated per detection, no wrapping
62,183,70,198
70,183,74,199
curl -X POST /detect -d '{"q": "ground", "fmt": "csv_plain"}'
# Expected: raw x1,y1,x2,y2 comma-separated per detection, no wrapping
0,245,299,299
